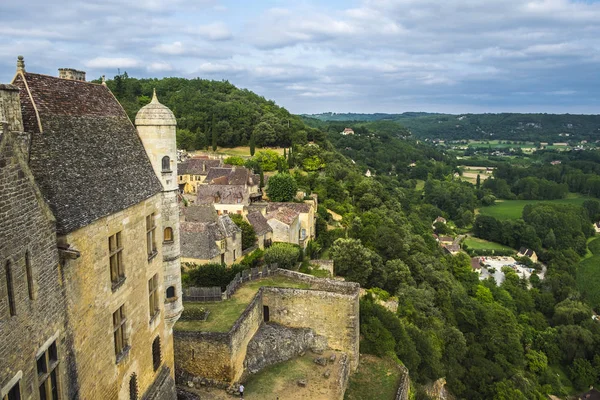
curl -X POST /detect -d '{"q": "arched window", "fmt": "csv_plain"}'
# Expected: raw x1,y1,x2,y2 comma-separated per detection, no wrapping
166,286,176,299
163,227,173,243
161,156,170,172
129,373,138,400
152,336,161,371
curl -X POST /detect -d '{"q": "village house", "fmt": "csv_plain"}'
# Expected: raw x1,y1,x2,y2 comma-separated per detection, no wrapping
471,257,483,274
517,247,538,263
594,222,600,234
340,127,354,135
246,211,273,249
180,205,242,266
196,166,262,215
177,157,223,194
1,57,182,399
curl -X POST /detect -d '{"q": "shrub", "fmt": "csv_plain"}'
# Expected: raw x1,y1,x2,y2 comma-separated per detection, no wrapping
186,263,248,290
240,248,264,268
224,156,245,166
253,150,283,172
264,243,301,270
230,214,257,250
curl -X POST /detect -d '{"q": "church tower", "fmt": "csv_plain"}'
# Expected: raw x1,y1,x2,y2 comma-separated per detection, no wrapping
136,90,183,329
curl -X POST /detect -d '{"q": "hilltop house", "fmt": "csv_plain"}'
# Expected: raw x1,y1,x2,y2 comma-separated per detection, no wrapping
517,247,538,263
341,127,354,135
1,57,182,399
177,157,223,194
180,205,242,266
594,222,600,234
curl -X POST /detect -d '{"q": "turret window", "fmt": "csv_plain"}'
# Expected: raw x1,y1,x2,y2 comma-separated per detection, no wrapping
166,286,176,300
161,156,171,172
163,227,173,243
5,260,16,317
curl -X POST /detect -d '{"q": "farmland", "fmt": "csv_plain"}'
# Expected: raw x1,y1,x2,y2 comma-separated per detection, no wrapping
463,236,514,252
477,195,591,220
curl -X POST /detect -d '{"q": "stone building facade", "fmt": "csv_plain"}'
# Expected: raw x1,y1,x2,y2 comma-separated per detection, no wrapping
1,57,182,400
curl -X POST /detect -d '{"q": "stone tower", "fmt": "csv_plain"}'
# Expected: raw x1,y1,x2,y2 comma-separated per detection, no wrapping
136,90,183,329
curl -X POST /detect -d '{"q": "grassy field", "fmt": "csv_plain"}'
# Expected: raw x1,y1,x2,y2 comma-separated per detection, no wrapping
175,276,311,332
577,237,600,309
192,146,285,158
478,195,591,220
345,355,404,400
463,237,514,252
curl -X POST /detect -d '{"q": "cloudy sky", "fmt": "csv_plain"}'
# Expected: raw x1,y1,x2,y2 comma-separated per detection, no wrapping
1,0,599,114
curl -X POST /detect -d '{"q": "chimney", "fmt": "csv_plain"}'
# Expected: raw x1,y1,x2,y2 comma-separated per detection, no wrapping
16,55,25,73
58,68,86,82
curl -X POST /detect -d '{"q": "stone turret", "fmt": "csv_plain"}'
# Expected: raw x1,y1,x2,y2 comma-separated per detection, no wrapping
136,90,183,328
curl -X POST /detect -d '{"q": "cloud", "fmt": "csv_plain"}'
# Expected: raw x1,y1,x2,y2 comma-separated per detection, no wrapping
0,0,599,114
84,57,141,69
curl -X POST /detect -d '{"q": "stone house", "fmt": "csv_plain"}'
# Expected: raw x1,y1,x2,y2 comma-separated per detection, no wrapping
265,206,302,246
1,58,183,400
517,247,538,263
196,166,262,215
180,205,242,266
246,211,273,249
177,158,223,194
594,222,600,234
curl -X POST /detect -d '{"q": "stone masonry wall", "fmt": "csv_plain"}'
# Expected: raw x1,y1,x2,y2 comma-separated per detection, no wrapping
174,291,263,384
62,195,176,400
0,127,72,398
262,286,360,370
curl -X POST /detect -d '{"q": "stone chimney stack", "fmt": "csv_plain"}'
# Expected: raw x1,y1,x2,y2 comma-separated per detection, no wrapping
58,68,86,82
16,55,25,73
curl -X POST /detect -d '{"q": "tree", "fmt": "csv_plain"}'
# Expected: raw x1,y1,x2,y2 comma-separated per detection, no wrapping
283,148,287,159
224,156,245,166
264,243,300,269
266,173,298,202
254,150,282,172
249,134,256,156
330,238,381,286
230,214,257,251
476,174,481,189
211,116,217,152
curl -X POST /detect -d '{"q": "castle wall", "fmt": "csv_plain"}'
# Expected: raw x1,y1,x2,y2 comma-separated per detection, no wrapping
61,194,176,399
0,128,72,399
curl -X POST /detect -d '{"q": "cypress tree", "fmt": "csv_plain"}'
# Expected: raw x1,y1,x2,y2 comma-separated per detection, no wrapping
211,114,217,151
283,148,287,159
249,134,256,156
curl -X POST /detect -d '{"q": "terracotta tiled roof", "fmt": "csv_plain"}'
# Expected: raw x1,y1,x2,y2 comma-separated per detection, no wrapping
205,167,233,183
12,72,162,235
197,184,247,205
266,202,312,214
266,207,300,226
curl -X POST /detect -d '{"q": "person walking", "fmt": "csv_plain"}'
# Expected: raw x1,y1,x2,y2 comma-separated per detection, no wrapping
239,384,244,399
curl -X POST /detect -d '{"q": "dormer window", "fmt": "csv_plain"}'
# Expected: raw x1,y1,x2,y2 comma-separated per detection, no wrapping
161,156,171,172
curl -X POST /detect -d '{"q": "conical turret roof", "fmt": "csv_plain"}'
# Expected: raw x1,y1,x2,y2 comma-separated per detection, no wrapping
135,89,176,126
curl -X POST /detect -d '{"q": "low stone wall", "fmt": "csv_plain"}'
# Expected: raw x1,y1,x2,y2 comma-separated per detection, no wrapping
174,291,263,385
395,365,410,400
274,269,360,296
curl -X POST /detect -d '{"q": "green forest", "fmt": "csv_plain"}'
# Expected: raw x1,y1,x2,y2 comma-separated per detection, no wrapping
107,73,600,399
306,112,600,141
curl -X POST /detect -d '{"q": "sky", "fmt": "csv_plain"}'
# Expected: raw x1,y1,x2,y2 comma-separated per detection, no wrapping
0,0,599,115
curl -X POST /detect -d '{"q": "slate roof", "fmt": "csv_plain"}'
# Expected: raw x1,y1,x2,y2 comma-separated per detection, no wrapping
205,167,233,183
12,72,162,235
518,247,535,257
182,204,218,223
180,221,221,260
266,202,312,214
204,166,258,186
197,184,247,204
247,211,272,235
219,215,241,237
178,158,222,175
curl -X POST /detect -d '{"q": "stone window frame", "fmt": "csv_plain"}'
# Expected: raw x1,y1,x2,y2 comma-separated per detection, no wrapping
1,371,22,400
146,214,157,261
152,336,162,372
163,227,173,243
36,339,60,400
148,274,160,322
4,260,16,317
165,286,177,302
161,156,171,173
109,232,125,290
113,304,130,363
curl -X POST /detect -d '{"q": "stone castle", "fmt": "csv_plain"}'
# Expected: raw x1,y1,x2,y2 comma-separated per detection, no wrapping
0,57,183,399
